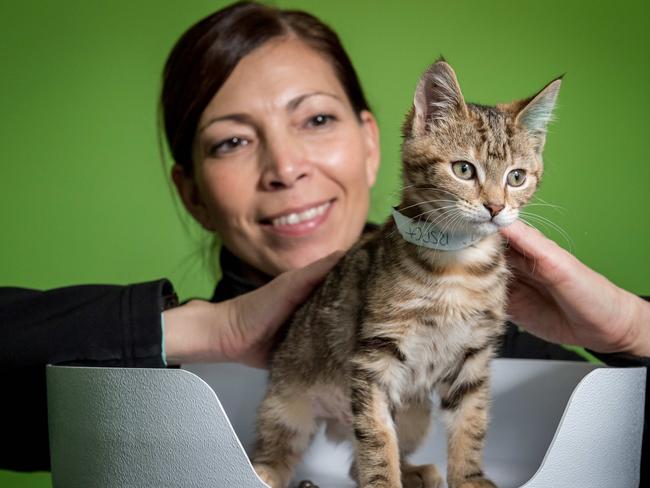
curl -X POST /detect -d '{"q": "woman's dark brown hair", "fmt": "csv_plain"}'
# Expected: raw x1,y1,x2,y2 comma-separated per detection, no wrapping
161,1,370,174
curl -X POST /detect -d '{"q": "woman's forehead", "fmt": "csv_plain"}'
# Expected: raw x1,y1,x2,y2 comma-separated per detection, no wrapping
198,38,349,125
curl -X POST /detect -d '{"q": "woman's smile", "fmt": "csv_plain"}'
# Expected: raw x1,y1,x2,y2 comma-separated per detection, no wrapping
260,198,335,237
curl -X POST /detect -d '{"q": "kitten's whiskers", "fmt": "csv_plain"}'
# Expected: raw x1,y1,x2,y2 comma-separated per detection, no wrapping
517,217,541,274
398,199,456,213
519,211,574,253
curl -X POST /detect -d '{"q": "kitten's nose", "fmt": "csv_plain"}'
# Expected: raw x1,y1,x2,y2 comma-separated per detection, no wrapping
484,203,505,217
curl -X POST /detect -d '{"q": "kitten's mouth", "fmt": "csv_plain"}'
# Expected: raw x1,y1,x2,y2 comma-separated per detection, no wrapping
460,215,502,236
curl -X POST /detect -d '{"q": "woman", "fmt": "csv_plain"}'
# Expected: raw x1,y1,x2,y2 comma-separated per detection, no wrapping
1,0,647,479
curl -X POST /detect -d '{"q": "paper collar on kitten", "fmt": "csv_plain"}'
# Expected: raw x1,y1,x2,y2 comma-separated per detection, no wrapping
391,207,485,251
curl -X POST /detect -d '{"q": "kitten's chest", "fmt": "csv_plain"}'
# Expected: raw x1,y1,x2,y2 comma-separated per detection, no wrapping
371,242,508,402
383,237,508,314
398,320,480,392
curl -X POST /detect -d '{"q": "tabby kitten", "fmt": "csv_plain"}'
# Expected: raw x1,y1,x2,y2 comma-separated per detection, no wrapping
252,59,561,488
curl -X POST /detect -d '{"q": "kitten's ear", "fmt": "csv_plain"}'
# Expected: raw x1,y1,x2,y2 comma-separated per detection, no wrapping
412,59,468,135
512,77,562,152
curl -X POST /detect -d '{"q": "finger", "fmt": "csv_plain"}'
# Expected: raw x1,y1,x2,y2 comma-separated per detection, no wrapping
258,251,344,312
500,220,573,263
506,276,563,336
294,251,344,287
500,220,574,286
282,251,344,300
505,248,530,274
505,247,550,282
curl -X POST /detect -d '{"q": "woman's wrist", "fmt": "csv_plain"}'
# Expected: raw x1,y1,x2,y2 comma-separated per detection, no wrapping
163,300,229,365
619,294,650,358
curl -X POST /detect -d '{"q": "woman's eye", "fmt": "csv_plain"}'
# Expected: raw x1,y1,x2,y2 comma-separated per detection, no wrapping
209,136,249,156
451,161,476,180
305,114,336,128
507,169,527,187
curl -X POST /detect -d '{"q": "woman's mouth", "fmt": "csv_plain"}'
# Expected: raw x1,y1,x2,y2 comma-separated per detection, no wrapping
261,199,335,237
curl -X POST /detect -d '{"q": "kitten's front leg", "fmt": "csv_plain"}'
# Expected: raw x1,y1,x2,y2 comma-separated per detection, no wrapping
350,365,402,488
438,350,497,488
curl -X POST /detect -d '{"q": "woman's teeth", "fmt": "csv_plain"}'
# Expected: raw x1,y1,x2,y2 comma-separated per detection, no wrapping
271,201,331,227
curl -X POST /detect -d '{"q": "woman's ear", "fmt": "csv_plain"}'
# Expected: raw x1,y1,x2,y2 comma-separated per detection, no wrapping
360,110,381,188
171,164,216,231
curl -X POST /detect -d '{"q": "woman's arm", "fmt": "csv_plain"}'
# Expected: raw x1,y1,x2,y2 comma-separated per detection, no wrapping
0,279,174,368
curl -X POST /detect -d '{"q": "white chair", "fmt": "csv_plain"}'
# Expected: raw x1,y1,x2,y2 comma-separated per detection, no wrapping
47,359,645,488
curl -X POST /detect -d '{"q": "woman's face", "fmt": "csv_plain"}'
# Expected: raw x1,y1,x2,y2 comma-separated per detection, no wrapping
175,38,380,276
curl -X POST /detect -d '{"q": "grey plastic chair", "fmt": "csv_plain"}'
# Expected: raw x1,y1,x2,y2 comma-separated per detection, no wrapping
47,359,645,488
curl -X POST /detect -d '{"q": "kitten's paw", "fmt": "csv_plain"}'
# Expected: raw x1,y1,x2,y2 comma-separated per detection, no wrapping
455,477,497,488
402,463,443,488
253,463,283,488
297,480,320,488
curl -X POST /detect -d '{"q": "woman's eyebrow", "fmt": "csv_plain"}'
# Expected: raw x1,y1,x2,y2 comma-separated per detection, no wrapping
198,113,256,133
287,91,341,112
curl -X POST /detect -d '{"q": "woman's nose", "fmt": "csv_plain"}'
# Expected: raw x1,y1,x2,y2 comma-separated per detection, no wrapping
259,138,311,190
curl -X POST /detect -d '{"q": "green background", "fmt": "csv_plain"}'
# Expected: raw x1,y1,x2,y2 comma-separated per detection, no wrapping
1,1,648,486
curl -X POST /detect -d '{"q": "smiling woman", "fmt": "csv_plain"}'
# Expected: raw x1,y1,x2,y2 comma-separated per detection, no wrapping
171,38,379,276
162,2,379,278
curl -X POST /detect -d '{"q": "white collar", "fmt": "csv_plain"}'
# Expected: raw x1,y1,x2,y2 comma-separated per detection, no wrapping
391,207,484,251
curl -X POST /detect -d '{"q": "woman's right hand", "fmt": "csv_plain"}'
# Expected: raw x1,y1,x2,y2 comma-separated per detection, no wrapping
163,251,343,367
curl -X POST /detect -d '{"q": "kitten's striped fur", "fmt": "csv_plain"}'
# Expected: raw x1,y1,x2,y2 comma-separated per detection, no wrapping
253,59,561,488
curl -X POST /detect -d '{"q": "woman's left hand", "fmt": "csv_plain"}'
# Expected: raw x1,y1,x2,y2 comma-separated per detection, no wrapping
164,251,342,367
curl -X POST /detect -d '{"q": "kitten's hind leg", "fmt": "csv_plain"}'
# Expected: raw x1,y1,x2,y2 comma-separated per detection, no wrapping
396,398,443,488
252,387,317,488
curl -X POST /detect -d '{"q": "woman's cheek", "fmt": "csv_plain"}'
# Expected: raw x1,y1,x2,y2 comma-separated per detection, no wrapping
317,133,364,174
201,164,251,219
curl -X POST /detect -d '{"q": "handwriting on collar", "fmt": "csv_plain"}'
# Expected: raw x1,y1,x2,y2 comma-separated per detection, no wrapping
405,224,450,246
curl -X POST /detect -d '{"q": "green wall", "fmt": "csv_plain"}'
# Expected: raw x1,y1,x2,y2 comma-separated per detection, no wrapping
1,1,648,485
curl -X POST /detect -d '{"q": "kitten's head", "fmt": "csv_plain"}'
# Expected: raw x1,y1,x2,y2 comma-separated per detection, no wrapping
400,59,561,237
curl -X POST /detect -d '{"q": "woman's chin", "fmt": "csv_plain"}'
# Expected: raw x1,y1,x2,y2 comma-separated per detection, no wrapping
275,244,343,272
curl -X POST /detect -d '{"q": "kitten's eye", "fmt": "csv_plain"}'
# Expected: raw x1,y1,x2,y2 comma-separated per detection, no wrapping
507,169,527,187
209,136,249,157
451,161,476,180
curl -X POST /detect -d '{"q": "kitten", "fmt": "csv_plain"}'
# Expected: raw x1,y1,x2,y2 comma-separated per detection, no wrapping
252,59,560,488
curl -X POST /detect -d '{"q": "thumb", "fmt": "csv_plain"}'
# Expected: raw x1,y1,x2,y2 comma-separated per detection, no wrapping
235,251,344,331
274,251,344,310
222,251,344,367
